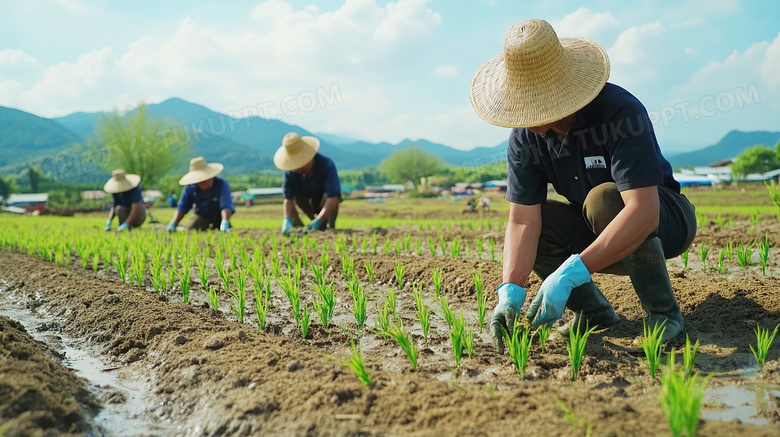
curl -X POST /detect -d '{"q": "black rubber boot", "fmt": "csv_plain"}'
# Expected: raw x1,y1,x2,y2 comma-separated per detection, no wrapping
557,281,620,335
622,236,685,342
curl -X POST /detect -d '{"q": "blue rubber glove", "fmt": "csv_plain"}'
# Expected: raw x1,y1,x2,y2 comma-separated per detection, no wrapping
490,282,527,353
166,221,177,232
281,217,293,235
219,220,230,232
527,254,592,327
104,219,112,231
116,222,130,232
302,217,322,233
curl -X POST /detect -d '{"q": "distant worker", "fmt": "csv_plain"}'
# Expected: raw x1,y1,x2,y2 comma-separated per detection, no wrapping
467,197,478,212
480,196,491,212
274,132,341,235
103,169,146,232
167,157,234,232
167,190,178,208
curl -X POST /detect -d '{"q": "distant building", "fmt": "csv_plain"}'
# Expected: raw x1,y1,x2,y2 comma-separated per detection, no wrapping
81,190,107,201
5,193,48,211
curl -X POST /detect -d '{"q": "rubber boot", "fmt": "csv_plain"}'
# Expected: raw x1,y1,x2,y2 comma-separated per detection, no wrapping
556,281,620,335
622,236,685,342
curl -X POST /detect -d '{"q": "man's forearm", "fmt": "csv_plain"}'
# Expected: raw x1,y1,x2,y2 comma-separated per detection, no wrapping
283,199,297,218
316,197,339,221
171,210,185,224
125,202,141,224
502,221,541,286
221,209,233,221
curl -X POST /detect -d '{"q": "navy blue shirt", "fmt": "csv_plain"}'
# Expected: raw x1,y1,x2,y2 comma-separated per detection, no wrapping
177,176,235,219
506,83,679,206
282,153,341,200
112,186,143,207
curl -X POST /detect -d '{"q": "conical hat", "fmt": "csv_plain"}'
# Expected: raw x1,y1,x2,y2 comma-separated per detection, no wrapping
274,132,320,171
179,157,224,185
103,169,141,193
470,19,610,128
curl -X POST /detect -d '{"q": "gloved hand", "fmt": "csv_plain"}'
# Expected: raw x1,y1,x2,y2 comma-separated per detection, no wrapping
166,221,177,232
219,220,230,232
104,219,112,232
281,217,293,235
116,222,130,232
302,217,322,233
527,254,591,327
490,282,527,353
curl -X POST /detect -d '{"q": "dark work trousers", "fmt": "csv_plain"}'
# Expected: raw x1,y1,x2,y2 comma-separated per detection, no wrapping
533,182,697,279
188,215,223,231
115,203,147,228
290,194,339,230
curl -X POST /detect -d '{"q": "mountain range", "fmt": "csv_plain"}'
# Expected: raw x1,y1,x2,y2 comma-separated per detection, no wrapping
0,98,778,184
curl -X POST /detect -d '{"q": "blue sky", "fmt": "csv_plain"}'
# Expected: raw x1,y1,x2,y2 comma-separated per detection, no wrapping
0,0,779,153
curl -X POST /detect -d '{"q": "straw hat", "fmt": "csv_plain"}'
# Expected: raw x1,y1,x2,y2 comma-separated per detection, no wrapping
274,132,320,171
179,157,224,185
470,19,610,128
103,169,140,194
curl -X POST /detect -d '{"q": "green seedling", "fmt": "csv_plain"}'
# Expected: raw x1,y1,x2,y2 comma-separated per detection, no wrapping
414,238,422,256
683,334,699,376
394,262,405,290
735,241,753,272
215,261,230,291
749,323,779,369
567,316,598,381
450,238,461,259
431,267,443,296
463,322,474,359
437,295,456,330
92,254,100,276
229,268,248,323
270,256,281,278
206,286,219,310
383,238,391,255
439,235,446,256
427,237,436,256
450,311,467,366
279,276,301,327
312,281,336,328
349,277,367,331
343,339,372,386
360,237,369,254
716,248,727,273
758,231,770,276
680,249,689,270
363,260,375,284
131,253,146,287
311,262,325,288
698,243,709,270
638,320,667,383
658,350,712,437
253,280,269,331
341,254,355,281
488,239,496,262
373,302,392,341
504,324,533,379
320,251,329,274
394,240,402,256
384,287,397,315
536,324,551,354
388,322,418,372
177,262,191,304
412,282,431,343
473,270,487,332
476,238,484,257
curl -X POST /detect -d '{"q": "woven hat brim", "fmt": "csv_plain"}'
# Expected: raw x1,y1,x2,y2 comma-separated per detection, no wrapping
103,174,141,194
274,137,320,171
179,163,224,185
470,37,610,128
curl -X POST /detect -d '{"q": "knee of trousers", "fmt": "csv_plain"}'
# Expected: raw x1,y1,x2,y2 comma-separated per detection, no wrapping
582,182,625,235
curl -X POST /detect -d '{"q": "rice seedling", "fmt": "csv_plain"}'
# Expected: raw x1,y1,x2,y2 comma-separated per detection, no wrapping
300,304,311,339
109,250,129,283
388,322,418,372
341,254,355,280
749,322,779,369
253,280,269,330
371,232,378,254
206,286,219,310
437,295,456,330
450,311,466,366
567,316,598,381
360,237,369,254
394,262,405,290
177,261,191,304
683,334,699,376
488,238,496,262
504,324,533,379
215,261,230,292
311,262,325,288
463,322,474,359
431,267,443,297
465,245,471,259
638,320,667,383
724,241,733,260
229,268,248,323
414,238,423,256
383,238,391,255
758,231,770,275
450,238,461,259
715,248,727,274
92,254,100,276
680,249,689,270
351,235,357,253
270,255,281,278
473,270,487,331
658,350,712,437
131,252,146,287
372,302,391,341
536,324,551,354
439,235,446,256
196,255,210,289
151,259,167,295
363,260,375,284
394,240,402,256
279,275,301,327
412,282,431,343
320,251,329,274
343,339,372,386
384,288,397,315
350,277,368,331
312,281,336,327
735,241,753,272
476,238,484,257
698,243,709,270
427,237,436,256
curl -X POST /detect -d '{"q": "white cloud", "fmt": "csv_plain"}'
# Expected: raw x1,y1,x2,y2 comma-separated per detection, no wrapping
552,8,619,43
48,0,92,15
432,65,457,78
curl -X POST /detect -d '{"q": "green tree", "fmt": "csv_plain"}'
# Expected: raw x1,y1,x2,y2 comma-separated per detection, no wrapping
0,175,18,205
731,145,779,180
380,147,446,189
27,166,41,193
89,104,188,187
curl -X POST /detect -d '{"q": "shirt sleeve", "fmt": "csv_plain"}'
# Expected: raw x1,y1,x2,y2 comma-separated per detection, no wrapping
130,186,143,204
324,160,341,198
112,193,119,207
282,172,296,200
177,186,194,214
505,130,547,205
608,105,664,191
218,179,235,213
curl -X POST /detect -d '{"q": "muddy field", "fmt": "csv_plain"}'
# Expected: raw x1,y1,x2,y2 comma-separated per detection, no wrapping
1,210,780,435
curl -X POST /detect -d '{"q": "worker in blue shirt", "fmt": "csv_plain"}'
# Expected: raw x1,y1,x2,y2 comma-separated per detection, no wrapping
103,169,146,232
470,19,695,350
167,157,234,232
274,132,341,235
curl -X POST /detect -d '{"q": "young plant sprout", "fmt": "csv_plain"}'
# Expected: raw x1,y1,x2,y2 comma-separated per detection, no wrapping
229,268,248,323
394,240,402,256
683,334,699,376
427,237,436,256
278,276,301,328
716,248,727,274
177,262,191,304
658,350,712,437
350,277,368,331
476,238,484,257
758,231,770,276
412,282,431,343
450,238,461,259
680,249,689,271
383,238,391,255
373,302,392,341
735,241,753,272
394,262,405,290
384,288,397,315
343,339,372,386
320,251,329,274
463,322,475,359
431,267,443,297
437,295,456,330
504,324,533,380
536,325,552,354
253,280,269,331
215,261,230,292
361,237,369,254
567,316,598,381
151,260,167,295
439,235,446,256
414,238,423,256
312,281,336,328
270,256,281,278
749,323,779,369
450,311,466,366
92,254,100,276
698,243,709,271
638,320,667,383
473,270,487,332
363,260,375,284
131,253,146,287
371,232,378,254
488,238,496,262
341,254,355,281
388,322,418,372
206,286,219,310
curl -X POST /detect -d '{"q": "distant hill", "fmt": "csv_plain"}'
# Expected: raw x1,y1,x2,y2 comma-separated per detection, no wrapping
668,130,780,168
0,106,80,169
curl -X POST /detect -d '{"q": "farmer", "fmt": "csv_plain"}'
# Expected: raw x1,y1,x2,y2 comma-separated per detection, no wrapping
274,132,341,235
167,157,234,232
469,19,696,350
103,169,146,232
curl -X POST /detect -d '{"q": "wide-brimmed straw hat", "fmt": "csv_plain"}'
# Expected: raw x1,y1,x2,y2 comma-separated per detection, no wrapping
470,19,610,128
103,169,141,194
274,132,320,171
178,157,224,185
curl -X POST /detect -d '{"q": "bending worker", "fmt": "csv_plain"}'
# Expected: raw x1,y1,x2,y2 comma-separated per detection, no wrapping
103,169,146,232
469,19,696,350
167,157,234,232
274,132,341,235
